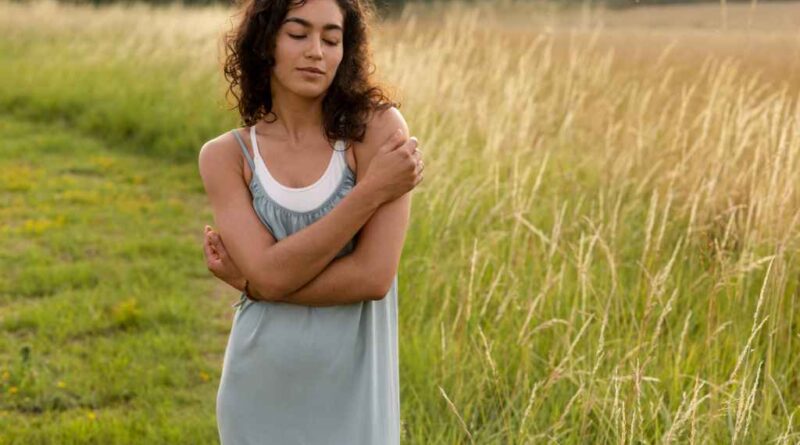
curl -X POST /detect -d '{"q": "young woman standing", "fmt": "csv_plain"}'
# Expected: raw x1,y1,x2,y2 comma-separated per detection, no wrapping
197,0,423,443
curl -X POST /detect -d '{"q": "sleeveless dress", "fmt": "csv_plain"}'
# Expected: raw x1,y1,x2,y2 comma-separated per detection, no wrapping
215,127,401,445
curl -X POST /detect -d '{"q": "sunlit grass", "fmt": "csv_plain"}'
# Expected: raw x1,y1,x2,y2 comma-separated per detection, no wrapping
0,114,225,442
1,0,799,443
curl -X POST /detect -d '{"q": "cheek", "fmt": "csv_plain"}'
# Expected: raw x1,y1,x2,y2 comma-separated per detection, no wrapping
328,50,343,70
273,38,300,64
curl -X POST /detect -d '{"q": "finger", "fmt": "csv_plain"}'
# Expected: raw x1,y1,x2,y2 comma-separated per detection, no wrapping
212,233,230,256
404,137,419,155
205,247,220,269
383,129,408,152
203,235,214,259
205,231,216,247
406,136,419,153
215,240,228,259
206,233,219,254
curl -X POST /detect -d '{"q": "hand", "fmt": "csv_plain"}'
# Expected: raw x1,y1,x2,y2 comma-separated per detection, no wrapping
361,129,424,203
203,224,246,291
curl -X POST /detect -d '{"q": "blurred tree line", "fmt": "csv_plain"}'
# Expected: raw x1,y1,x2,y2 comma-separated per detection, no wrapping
8,0,790,14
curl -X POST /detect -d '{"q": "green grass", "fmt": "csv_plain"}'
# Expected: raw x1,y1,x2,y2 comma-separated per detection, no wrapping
0,116,229,443
2,0,800,443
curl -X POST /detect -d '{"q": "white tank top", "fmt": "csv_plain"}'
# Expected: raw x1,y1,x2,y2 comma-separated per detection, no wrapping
249,125,348,212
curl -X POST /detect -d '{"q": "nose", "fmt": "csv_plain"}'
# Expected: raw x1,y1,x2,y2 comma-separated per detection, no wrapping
304,36,323,60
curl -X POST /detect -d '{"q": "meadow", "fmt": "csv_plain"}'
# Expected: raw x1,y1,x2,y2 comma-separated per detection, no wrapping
1,0,799,443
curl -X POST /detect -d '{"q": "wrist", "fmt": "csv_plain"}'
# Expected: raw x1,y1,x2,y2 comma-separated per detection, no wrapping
353,180,384,211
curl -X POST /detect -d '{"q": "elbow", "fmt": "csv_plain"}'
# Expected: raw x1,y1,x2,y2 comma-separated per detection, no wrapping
248,276,286,302
368,270,395,301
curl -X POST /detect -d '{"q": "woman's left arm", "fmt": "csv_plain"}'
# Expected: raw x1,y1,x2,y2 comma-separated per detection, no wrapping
276,189,412,307
205,181,413,306
274,109,416,306
204,107,419,306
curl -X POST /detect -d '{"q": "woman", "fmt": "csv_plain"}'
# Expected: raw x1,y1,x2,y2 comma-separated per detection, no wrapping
196,0,423,442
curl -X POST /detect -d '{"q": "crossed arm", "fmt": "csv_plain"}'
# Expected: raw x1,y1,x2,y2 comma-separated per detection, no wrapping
198,108,412,307
274,185,411,307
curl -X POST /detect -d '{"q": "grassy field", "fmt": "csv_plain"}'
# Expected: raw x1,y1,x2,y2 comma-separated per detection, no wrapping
1,0,799,443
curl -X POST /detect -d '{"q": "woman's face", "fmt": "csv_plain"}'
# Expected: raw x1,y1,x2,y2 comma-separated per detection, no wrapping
271,0,345,100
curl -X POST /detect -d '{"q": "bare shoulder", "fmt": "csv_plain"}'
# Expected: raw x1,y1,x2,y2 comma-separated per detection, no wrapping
359,106,409,150
198,129,248,183
352,106,410,174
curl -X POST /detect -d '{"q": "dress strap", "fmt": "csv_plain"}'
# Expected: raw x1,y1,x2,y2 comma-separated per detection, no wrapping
230,129,256,172
332,139,347,169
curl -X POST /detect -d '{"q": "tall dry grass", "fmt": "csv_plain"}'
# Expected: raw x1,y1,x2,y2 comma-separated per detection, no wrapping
1,0,799,442
377,2,800,442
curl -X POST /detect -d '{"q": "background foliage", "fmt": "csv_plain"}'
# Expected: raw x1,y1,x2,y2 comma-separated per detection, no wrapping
1,0,799,443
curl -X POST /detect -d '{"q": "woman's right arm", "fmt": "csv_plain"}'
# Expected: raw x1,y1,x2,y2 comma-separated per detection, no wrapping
197,128,408,302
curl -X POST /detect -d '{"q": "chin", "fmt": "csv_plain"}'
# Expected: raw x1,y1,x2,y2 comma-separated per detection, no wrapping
291,84,329,99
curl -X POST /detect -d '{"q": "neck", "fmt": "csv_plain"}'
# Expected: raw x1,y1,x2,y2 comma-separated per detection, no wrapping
267,80,325,146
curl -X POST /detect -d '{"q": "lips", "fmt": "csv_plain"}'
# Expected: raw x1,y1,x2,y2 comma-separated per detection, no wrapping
298,67,324,74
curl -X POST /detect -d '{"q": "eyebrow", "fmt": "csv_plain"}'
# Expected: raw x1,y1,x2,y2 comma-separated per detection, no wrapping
283,17,343,32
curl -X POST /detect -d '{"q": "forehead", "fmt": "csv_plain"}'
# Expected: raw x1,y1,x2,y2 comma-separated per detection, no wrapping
284,0,344,29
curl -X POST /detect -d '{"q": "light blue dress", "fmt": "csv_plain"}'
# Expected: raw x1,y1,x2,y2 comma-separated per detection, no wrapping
216,129,400,445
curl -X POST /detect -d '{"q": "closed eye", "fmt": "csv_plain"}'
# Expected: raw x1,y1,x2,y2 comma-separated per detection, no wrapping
288,34,339,46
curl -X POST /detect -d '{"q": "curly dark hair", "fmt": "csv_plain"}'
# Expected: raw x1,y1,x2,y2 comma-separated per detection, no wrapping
222,0,398,146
